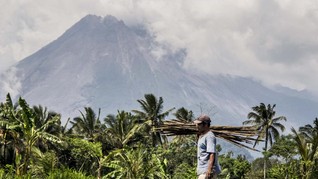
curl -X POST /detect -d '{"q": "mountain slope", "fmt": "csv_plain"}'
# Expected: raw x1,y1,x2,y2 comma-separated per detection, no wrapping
0,14,317,131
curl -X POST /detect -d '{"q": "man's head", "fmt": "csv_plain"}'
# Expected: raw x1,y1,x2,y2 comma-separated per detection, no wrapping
194,114,211,133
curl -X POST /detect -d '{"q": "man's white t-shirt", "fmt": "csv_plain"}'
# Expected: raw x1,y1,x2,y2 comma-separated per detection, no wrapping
197,131,221,175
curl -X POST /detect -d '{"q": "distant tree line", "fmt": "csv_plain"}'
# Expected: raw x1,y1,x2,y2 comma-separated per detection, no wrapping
0,93,317,178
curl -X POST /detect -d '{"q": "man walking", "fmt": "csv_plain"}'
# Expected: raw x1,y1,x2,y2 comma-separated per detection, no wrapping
194,114,221,179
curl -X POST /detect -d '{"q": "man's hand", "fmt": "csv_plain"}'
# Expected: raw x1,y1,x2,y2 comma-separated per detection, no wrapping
205,170,212,179
206,153,215,179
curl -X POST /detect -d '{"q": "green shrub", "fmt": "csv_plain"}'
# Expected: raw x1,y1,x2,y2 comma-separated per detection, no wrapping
47,168,95,179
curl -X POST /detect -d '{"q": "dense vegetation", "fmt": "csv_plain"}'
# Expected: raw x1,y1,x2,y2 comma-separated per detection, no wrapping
0,93,317,179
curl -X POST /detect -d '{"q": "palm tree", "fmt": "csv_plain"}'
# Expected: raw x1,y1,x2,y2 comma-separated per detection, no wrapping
243,103,286,179
104,110,140,149
70,107,104,141
295,118,318,179
132,94,175,147
32,105,61,135
299,118,318,153
291,128,313,179
172,107,195,144
174,107,194,122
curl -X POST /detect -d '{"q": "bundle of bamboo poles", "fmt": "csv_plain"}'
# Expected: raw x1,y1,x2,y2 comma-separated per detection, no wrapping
156,119,260,151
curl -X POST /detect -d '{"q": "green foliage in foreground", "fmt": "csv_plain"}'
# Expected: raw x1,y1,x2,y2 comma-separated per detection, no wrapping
1,93,318,179
102,147,168,179
47,168,95,179
0,167,95,179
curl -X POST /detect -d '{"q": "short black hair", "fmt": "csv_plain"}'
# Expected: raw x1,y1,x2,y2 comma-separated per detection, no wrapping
202,121,211,127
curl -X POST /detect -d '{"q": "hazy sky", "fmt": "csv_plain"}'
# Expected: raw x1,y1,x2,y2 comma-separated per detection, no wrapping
1,0,318,94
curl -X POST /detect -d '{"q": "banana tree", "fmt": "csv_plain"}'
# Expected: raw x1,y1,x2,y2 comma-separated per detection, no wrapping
102,146,168,179
0,94,62,175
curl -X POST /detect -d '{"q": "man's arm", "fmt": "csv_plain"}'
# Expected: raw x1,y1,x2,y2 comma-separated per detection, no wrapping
206,153,215,179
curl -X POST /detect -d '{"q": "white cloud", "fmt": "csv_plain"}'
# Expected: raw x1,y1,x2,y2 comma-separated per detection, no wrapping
1,0,318,94
0,67,21,100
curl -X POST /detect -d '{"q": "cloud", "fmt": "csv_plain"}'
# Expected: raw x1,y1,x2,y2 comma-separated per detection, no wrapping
0,67,21,100
1,0,318,94
135,0,318,93
0,0,105,71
